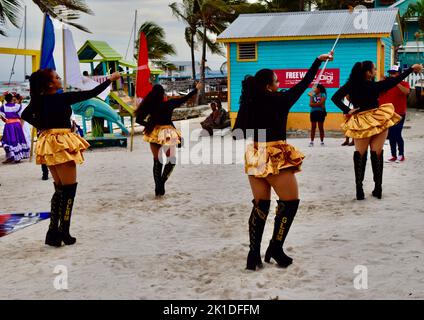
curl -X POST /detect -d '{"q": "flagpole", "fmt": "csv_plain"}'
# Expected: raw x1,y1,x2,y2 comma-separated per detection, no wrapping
131,33,139,152
312,6,354,89
39,14,46,68
30,13,47,162
62,25,67,92
129,10,138,152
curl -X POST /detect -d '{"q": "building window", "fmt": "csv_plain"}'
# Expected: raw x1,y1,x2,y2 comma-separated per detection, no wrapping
237,43,257,61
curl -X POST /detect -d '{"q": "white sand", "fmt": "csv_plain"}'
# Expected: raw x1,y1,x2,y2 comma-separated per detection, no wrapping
1,108,424,300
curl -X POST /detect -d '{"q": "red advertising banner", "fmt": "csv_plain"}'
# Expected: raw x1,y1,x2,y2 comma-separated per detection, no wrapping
274,68,340,88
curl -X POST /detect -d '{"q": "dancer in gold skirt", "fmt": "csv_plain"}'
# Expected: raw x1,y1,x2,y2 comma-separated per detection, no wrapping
233,52,334,270
332,61,423,200
136,82,202,197
22,69,121,246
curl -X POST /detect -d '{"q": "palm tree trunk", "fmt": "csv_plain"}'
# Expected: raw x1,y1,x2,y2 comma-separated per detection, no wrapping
199,23,207,104
190,31,196,80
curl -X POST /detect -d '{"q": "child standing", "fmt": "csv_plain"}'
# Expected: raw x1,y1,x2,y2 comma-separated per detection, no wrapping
308,84,327,147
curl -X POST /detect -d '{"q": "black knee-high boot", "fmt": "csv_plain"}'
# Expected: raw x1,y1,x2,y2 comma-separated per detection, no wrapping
153,159,164,197
371,151,384,199
58,183,78,245
264,199,300,268
45,183,62,247
159,158,176,196
353,151,367,200
246,199,271,271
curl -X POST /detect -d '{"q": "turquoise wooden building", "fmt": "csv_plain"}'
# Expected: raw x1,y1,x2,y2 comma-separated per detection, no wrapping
217,8,403,130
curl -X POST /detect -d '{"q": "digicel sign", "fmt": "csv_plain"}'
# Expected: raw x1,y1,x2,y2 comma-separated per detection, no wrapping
274,68,340,88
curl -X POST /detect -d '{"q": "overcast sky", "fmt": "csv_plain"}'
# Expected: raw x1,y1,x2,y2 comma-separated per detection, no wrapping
0,0,227,81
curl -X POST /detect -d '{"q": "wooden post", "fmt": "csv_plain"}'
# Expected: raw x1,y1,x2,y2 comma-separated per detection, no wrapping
130,66,137,152
30,14,47,162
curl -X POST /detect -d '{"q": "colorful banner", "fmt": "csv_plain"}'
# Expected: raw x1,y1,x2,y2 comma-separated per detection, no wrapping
274,68,340,88
0,212,50,237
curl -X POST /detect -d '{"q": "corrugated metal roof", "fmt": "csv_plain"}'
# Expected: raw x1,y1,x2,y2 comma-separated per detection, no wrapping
217,8,399,41
78,40,122,61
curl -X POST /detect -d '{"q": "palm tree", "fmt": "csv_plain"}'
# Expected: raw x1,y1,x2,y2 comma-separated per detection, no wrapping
170,0,200,80
134,21,177,69
196,0,244,103
0,0,93,36
405,0,424,32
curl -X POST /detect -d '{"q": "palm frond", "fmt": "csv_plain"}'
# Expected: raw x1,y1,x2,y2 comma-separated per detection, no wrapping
0,0,22,36
32,0,93,32
196,29,224,56
135,21,177,61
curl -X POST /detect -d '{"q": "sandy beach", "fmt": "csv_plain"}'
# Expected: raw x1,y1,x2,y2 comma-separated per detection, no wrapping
1,108,424,300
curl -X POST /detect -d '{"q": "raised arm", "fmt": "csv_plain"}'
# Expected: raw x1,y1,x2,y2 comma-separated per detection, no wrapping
374,67,414,93
167,82,202,109
283,57,324,106
63,79,112,105
167,88,198,109
331,83,351,114
63,72,121,105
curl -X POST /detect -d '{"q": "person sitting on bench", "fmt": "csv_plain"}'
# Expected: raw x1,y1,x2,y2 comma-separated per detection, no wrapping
201,99,231,136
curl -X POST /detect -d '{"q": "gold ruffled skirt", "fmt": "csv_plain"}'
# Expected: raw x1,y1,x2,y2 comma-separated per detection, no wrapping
36,129,90,166
342,103,401,139
245,140,305,178
143,125,181,146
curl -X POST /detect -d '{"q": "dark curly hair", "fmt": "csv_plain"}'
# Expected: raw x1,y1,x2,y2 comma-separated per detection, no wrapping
135,84,165,134
22,68,55,128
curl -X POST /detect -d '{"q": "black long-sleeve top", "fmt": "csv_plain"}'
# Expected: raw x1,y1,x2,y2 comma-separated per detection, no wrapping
243,58,323,142
331,67,414,114
22,80,112,129
149,88,198,128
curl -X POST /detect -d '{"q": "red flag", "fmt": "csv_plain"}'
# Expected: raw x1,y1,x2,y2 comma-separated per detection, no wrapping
136,32,152,99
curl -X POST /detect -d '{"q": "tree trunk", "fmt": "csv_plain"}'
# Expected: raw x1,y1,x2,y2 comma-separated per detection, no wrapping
199,24,207,105
190,30,196,80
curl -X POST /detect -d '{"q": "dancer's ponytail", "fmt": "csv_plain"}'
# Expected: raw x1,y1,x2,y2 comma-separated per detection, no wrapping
232,75,257,139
